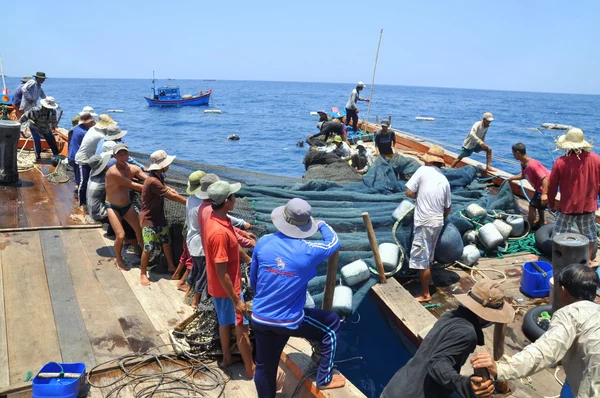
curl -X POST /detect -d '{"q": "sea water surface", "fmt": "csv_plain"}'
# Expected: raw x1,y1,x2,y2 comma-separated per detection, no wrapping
7,77,600,396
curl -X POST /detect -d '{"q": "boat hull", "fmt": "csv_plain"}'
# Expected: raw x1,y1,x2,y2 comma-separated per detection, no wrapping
144,91,211,107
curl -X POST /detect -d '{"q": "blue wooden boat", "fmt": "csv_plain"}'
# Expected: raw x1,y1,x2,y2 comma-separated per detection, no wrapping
144,75,211,107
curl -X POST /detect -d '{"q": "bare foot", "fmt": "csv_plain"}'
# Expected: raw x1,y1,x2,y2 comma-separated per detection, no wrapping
276,367,286,391
319,374,346,390
115,259,129,270
218,356,241,368
416,295,432,303
140,274,151,286
177,283,187,292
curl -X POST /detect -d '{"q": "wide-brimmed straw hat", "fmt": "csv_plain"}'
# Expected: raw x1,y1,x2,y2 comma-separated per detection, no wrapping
78,112,95,125
422,145,445,164
21,76,31,84
455,280,515,324
147,149,175,171
34,72,47,79
208,180,242,205
271,198,319,239
103,125,128,141
89,152,112,177
186,170,207,195
79,106,98,117
40,96,59,109
195,174,220,199
556,128,592,152
96,114,117,130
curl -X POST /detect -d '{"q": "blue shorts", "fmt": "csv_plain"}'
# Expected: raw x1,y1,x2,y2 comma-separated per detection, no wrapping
213,292,248,327
459,144,482,158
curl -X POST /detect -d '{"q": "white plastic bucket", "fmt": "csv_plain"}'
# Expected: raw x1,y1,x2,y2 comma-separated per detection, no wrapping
379,243,400,271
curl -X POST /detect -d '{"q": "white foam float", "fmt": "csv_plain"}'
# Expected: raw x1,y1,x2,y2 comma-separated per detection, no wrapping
310,111,319,116
416,116,435,121
341,259,370,286
204,109,222,114
106,110,124,113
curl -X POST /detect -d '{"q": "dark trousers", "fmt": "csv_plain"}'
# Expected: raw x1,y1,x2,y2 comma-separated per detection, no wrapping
187,256,209,301
77,164,91,206
345,108,359,132
30,125,59,159
252,308,340,398
69,159,80,186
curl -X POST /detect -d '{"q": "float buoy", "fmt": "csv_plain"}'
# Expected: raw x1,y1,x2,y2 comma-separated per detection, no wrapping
106,109,124,113
227,134,240,141
416,116,435,121
204,109,222,114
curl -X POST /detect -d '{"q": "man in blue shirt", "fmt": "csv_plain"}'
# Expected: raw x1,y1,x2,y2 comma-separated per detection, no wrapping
250,198,345,397
68,113,96,189
12,77,31,118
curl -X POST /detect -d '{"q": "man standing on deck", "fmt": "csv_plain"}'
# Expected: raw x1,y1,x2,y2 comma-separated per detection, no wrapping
451,112,494,170
19,72,47,113
69,113,96,192
345,81,369,132
472,264,600,398
139,150,187,285
406,145,451,302
381,280,513,398
19,96,61,160
12,76,30,119
105,144,147,270
374,119,395,159
506,143,551,228
547,128,600,265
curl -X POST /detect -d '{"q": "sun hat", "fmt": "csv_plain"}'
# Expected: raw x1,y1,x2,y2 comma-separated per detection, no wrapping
147,150,176,172
103,140,117,154
271,198,319,239
112,143,129,155
333,136,343,143
483,112,494,122
34,72,47,79
186,170,207,195
89,152,112,177
21,76,31,84
357,81,365,88
356,140,366,149
208,180,242,205
455,280,515,324
40,96,59,109
195,173,220,199
556,128,593,152
381,119,390,127
96,114,117,130
317,110,327,114
103,125,128,141
422,145,446,164
78,112,95,125
71,115,80,126
79,106,98,118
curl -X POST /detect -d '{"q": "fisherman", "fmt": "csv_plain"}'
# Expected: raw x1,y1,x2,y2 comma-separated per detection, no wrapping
68,113,96,192
374,119,395,159
332,135,352,160
381,280,514,398
204,180,255,379
75,114,117,208
105,144,147,270
12,76,31,118
19,96,60,160
506,143,551,228
317,110,329,123
139,150,187,285
406,145,451,302
351,140,374,174
307,120,347,147
67,115,79,147
251,198,345,397
19,72,47,113
345,81,369,132
86,152,112,222
451,112,494,170
547,128,600,265
472,264,600,398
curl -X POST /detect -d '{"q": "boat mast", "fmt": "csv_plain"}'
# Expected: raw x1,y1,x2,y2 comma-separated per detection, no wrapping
364,29,383,130
152,70,156,96
0,54,7,94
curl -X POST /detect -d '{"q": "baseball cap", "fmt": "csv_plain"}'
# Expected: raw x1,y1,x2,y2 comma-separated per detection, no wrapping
483,112,494,122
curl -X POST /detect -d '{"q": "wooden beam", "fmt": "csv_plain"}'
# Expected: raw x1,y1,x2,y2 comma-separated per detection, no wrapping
0,248,9,388
321,249,340,311
362,212,386,283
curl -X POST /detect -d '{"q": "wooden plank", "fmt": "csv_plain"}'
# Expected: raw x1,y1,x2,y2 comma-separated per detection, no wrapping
155,278,193,320
2,231,61,384
0,248,9,388
0,185,18,229
16,169,61,227
37,165,87,227
60,230,132,363
39,230,96,367
77,229,163,353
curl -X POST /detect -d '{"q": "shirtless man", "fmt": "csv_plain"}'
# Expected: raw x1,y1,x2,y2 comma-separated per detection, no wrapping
105,143,147,269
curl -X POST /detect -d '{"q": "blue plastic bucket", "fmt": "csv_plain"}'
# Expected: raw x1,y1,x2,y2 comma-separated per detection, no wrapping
32,362,86,398
520,261,553,298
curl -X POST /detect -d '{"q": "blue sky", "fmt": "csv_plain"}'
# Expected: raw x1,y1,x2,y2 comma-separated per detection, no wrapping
4,0,598,94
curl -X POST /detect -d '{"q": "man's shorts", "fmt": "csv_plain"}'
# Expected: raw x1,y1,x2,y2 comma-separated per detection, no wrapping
409,225,444,270
142,225,171,253
530,192,545,210
213,292,249,327
554,211,597,242
459,144,482,158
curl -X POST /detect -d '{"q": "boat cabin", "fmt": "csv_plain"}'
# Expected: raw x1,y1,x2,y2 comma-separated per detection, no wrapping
152,85,182,101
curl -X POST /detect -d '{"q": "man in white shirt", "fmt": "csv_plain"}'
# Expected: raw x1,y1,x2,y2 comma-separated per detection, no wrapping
406,145,452,302
472,264,600,398
345,81,369,132
451,112,494,170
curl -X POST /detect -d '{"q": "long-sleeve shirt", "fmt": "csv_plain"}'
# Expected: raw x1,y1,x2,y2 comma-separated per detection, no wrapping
75,126,104,165
381,306,483,398
20,80,46,111
496,300,600,398
314,121,346,142
250,222,340,329
68,125,89,161
547,151,600,214
20,106,56,135
13,83,25,108
462,121,488,150
345,88,367,110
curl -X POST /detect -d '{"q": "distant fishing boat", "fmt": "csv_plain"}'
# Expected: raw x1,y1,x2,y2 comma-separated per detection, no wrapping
144,72,211,107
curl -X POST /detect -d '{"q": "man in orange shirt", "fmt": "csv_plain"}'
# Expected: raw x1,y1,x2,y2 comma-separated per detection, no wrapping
204,180,255,379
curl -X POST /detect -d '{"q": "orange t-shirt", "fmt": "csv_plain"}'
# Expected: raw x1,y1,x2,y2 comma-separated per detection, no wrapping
204,212,241,298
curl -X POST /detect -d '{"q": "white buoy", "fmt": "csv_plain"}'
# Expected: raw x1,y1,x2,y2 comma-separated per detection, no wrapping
416,116,435,121
465,204,487,219
341,259,370,286
204,109,222,114
392,200,415,221
493,219,513,241
461,245,481,266
478,223,504,249
106,110,124,113
332,286,353,315
310,111,319,116
379,242,399,272
507,215,525,237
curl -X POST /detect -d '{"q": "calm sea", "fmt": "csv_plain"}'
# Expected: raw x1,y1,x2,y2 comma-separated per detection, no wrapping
7,77,598,396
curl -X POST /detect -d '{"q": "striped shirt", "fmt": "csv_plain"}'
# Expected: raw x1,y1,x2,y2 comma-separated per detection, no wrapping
21,106,57,134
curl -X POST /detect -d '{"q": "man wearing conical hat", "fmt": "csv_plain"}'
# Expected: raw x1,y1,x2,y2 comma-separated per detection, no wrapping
547,128,600,265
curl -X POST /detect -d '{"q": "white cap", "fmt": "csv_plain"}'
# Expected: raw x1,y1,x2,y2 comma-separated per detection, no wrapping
483,112,494,122
357,81,366,87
